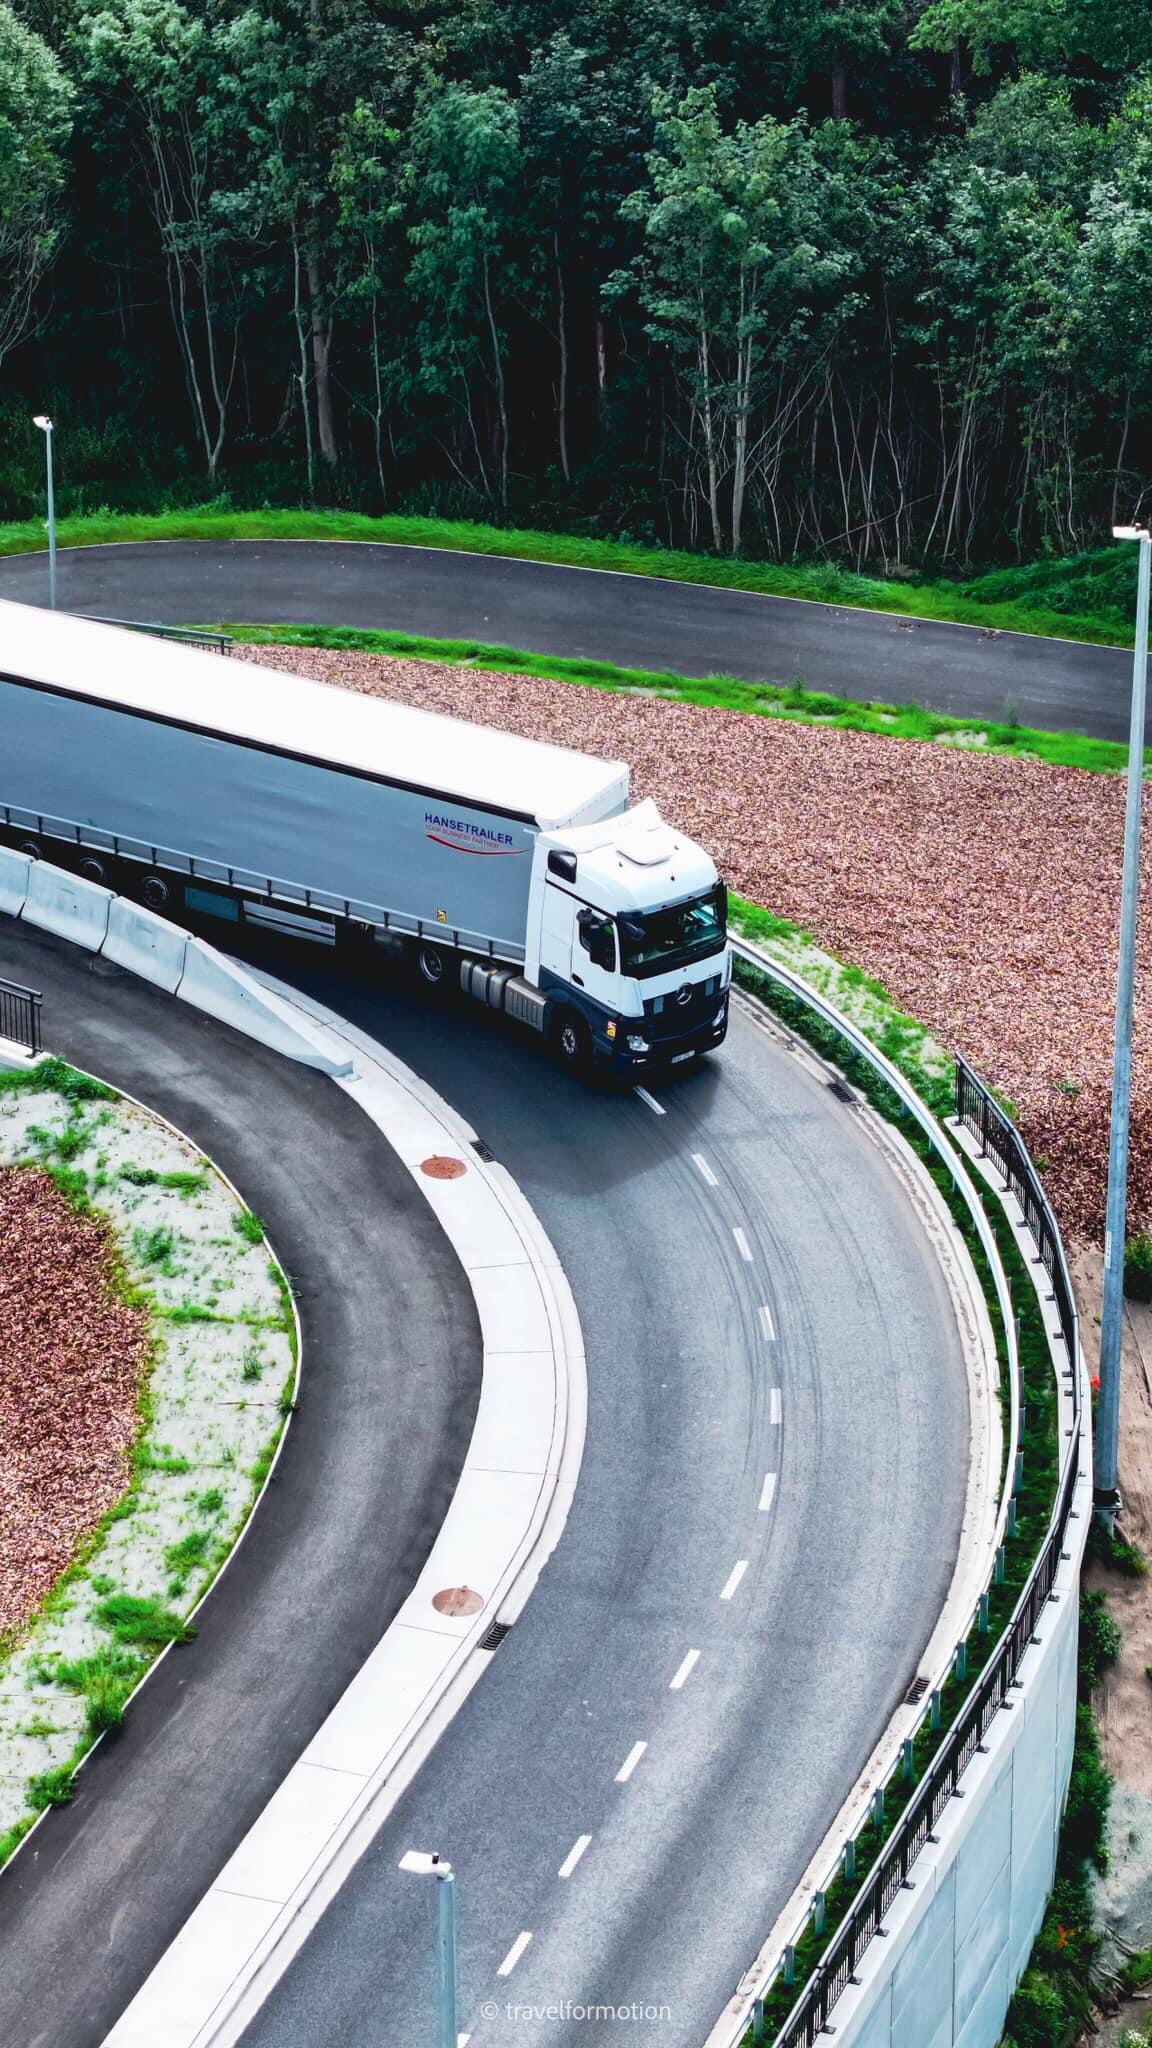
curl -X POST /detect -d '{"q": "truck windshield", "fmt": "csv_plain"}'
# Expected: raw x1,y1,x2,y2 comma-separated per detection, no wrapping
618,885,727,978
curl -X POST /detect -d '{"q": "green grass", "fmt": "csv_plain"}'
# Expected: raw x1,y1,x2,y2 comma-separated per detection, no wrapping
224,622,1142,777
0,505,1138,647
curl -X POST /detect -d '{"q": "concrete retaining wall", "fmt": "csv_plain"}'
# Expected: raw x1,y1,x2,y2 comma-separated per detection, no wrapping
829,1454,1088,2048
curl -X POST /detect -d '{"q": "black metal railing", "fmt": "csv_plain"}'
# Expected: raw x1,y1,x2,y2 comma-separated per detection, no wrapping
0,976,42,1054
956,1056,1079,1366
735,1039,1083,2048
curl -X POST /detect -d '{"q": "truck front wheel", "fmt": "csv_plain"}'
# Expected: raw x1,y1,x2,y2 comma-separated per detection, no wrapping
551,1009,590,1073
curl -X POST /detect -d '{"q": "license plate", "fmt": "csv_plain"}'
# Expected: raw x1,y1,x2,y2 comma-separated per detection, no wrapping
671,1050,695,1064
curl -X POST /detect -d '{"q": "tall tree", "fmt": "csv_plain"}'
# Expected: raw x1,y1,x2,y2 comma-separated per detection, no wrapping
0,3,72,376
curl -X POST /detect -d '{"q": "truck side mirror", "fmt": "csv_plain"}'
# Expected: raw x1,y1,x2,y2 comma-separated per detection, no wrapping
577,909,616,972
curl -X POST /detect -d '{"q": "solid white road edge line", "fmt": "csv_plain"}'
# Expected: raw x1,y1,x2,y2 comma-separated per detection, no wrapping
615,1742,648,1784
102,974,587,2048
558,1835,592,1880
719,1561,749,1601
669,1649,701,1692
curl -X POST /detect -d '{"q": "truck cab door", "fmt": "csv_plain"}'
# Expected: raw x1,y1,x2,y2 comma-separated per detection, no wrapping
573,906,621,1014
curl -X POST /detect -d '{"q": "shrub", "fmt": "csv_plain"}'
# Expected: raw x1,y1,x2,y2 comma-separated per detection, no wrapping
1079,1590,1122,1691
1125,1234,1152,1302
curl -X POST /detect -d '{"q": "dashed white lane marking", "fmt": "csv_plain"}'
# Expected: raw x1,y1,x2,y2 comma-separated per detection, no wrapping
691,1152,719,1188
770,1386,782,1426
497,1932,534,1978
615,1741,648,1784
759,1472,778,1512
634,1087,666,1116
559,1834,593,1879
733,1226,753,1263
720,1559,749,1601
459,2036,472,2046
759,1302,776,1340
669,1648,701,1691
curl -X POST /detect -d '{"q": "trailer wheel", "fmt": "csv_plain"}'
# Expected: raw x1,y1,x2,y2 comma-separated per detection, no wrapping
17,838,42,860
78,856,108,885
551,1010,590,1073
141,873,171,911
418,942,448,987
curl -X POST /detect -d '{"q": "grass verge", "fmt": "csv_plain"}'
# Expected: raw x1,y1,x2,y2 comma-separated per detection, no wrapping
223,622,1140,777
0,506,1135,648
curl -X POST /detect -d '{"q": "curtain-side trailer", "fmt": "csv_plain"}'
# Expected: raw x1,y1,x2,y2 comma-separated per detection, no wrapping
0,601,730,1072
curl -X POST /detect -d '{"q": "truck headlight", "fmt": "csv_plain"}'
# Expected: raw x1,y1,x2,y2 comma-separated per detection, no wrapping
626,1034,650,1053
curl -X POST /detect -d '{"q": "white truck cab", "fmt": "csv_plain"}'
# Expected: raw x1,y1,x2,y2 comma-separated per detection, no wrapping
527,799,731,1073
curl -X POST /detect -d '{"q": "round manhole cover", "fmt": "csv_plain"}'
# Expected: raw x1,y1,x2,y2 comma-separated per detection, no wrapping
420,1155,467,1180
432,1585,484,1616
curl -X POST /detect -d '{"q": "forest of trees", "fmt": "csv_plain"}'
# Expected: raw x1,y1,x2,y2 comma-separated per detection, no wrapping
2,0,1152,563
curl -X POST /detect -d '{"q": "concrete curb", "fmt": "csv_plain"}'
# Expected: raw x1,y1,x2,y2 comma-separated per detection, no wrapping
100,970,586,2048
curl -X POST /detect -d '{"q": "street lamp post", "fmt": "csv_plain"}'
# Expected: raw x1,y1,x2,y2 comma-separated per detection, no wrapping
399,1850,459,2048
31,415,56,611
1095,523,1152,1531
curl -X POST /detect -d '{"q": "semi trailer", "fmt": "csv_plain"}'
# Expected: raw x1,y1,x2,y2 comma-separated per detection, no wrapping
0,599,730,1073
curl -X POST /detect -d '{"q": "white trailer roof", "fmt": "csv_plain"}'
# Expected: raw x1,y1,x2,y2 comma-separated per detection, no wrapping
0,600,629,830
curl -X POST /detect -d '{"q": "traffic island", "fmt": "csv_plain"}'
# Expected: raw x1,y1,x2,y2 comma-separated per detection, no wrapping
0,1055,297,1862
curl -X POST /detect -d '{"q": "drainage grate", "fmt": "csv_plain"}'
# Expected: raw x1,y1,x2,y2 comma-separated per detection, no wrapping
904,1674,930,1706
478,1619,512,1652
827,1078,856,1103
471,1137,496,1162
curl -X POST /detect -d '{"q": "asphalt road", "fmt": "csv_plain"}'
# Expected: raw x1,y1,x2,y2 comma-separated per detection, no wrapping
0,538,1134,741
219,942,972,2048
0,921,480,2048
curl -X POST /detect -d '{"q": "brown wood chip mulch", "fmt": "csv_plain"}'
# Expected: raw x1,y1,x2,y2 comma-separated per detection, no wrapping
0,1166,149,1636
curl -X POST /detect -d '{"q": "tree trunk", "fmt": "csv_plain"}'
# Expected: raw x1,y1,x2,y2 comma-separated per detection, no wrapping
482,248,508,514
949,37,964,93
554,231,570,483
595,316,608,427
831,61,847,120
697,306,724,554
306,243,337,468
292,230,316,499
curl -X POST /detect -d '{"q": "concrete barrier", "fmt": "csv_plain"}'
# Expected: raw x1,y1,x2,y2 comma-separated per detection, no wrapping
103,897,190,995
22,863,112,948
0,847,32,917
176,937,353,1078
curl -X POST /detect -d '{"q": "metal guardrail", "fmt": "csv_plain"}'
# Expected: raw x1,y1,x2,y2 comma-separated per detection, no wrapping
0,975,42,1055
722,936,1079,2048
956,1055,1079,1369
81,616,233,654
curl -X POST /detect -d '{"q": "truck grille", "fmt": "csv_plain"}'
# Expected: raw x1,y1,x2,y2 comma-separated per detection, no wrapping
642,975,723,1038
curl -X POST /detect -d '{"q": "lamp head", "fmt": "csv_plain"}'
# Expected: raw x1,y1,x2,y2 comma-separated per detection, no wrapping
32,415,52,433
399,1850,452,1878
1113,525,1150,542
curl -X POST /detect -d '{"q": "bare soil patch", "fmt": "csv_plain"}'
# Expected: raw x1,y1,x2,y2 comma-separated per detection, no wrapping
247,645,1139,1239
0,1166,147,1635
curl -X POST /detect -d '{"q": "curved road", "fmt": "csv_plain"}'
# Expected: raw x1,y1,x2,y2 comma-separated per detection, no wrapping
222,939,970,2048
0,537,1134,740
0,919,480,2048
